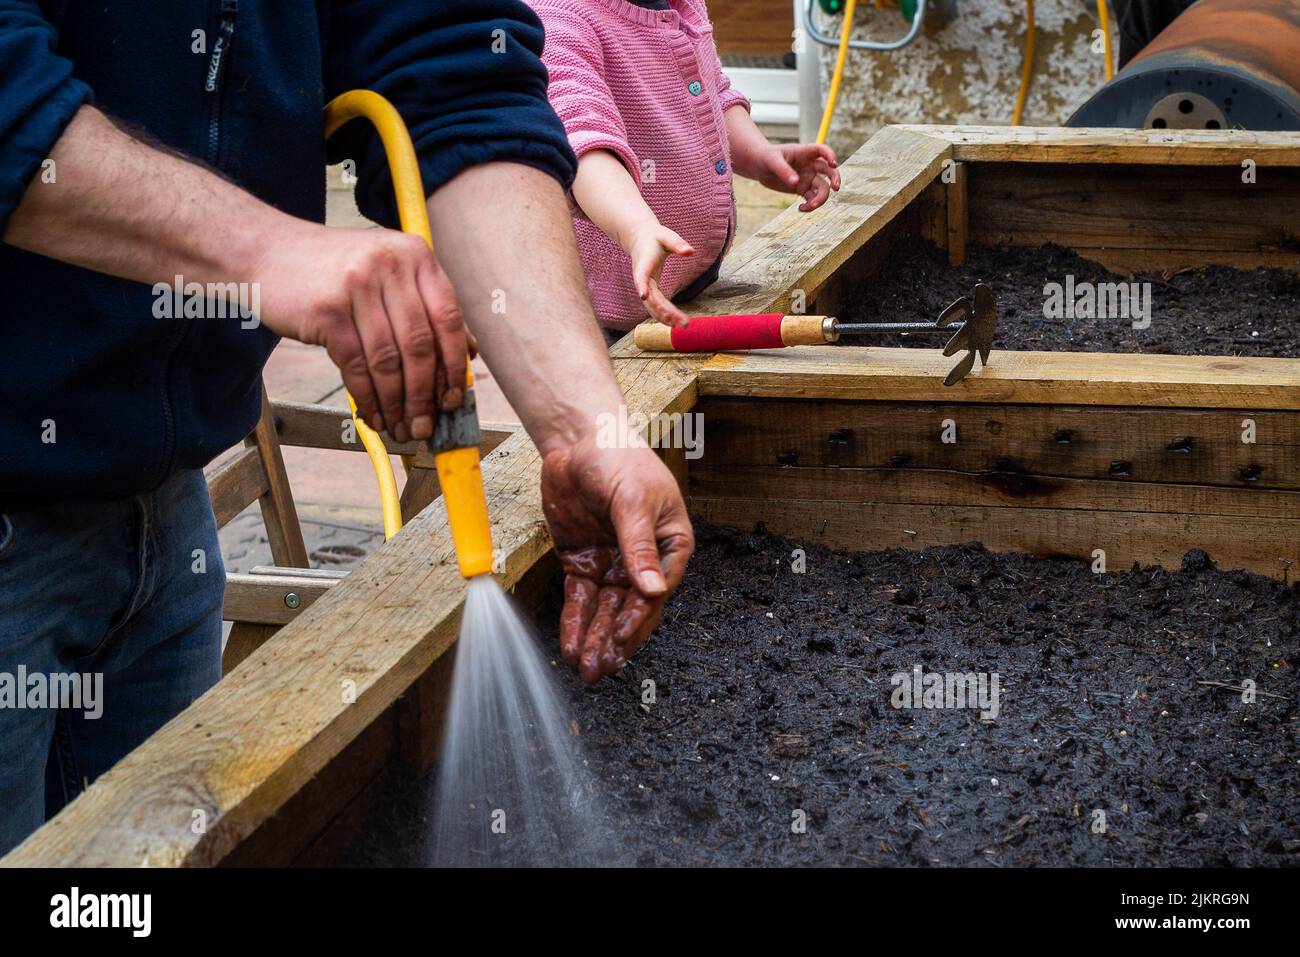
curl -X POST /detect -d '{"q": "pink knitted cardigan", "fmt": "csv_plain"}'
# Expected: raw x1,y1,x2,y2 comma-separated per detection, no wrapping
528,0,751,328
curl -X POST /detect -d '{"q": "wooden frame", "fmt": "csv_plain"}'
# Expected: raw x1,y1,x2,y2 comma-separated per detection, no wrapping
5,126,1299,867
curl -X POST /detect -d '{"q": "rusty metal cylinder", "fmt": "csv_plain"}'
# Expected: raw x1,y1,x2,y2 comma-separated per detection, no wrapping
1068,0,1300,131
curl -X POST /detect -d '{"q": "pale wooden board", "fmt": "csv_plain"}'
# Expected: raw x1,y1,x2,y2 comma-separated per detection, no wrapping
697,347,1300,409
896,126,1300,166
696,398,1300,490
222,573,337,627
692,496,1300,581
2,356,701,867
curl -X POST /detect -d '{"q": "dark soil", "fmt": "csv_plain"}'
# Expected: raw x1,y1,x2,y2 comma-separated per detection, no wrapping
841,239,1300,356
346,524,1300,868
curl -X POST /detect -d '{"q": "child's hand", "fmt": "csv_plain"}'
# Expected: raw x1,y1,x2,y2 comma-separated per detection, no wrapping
754,143,841,212
627,223,694,327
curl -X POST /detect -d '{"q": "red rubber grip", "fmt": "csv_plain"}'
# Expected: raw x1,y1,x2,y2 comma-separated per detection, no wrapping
670,313,785,352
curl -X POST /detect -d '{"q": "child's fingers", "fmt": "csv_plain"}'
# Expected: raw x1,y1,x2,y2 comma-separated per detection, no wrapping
657,227,694,257
632,246,663,302
767,150,800,188
811,158,840,190
790,157,840,211
799,174,833,212
647,281,688,327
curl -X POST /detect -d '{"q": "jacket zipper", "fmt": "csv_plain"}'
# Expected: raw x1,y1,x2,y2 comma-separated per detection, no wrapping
205,0,238,164
155,0,237,483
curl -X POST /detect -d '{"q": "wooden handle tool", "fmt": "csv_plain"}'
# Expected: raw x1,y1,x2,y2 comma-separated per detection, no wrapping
633,314,835,353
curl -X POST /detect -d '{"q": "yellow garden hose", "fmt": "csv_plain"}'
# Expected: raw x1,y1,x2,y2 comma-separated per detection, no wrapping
816,0,857,144
1014,1,1112,125
323,92,494,579
1097,0,1114,81
342,391,403,540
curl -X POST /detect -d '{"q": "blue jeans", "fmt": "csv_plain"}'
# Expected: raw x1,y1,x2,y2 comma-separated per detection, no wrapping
0,469,224,856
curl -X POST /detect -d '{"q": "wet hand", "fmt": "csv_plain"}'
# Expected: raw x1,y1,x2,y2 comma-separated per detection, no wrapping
540,436,694,684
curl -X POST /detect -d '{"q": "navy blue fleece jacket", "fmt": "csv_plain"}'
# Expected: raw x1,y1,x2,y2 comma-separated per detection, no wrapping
0,0,575,505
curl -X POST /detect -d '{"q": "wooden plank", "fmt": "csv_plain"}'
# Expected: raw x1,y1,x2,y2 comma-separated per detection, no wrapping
222,623,278,676
697,347,1300,409
395,644,455,774
968,163,1300,259
272,399,430,465
223,573,338,626
2,353,702,867
945,161,967,266
691,463,1300,520
398,467,441,523
697,398,1300,490
248,565,348,580
692,496,1300,581
206,445,267,528
675,126,951,318
917,179,947,249
270,399,519,466
219,706,399,868
896,125,1300,166
247,387,309,568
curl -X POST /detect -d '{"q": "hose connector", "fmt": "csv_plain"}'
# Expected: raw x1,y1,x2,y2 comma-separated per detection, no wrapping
431,390,495,579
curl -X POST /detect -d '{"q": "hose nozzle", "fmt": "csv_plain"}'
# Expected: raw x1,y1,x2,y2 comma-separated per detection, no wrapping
431,390,494,579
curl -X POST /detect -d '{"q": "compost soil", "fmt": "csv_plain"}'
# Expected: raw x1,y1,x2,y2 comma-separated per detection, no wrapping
345,524,1300,867
841,239,1300,357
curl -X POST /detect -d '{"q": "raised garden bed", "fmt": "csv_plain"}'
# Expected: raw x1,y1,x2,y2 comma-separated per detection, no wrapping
843,238,1300,357
346,523,1300,867
7,126,1299,868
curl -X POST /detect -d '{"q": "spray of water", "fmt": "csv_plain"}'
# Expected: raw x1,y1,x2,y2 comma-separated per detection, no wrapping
430,575,614,867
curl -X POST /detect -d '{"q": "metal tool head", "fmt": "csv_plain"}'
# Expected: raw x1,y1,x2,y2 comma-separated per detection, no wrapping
936,283,996,386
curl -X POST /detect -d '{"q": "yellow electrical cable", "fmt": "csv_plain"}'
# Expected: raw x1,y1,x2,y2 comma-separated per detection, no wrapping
817,0,858,145
1012,0,1036,126
1097,0,1113,81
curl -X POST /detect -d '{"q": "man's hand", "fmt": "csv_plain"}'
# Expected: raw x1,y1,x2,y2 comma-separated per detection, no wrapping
427,162,698,685
4,107,468,445
751,143,841,212
252,223,467,443
626,222,693,328
540,437,694,685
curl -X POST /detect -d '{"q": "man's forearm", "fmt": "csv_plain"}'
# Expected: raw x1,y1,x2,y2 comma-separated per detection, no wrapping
6,104,474,442
426,162,629,456
4,105,289,285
